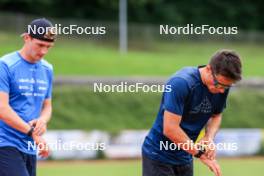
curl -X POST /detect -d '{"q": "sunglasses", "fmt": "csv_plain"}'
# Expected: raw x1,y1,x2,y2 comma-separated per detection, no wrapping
212,73,232,90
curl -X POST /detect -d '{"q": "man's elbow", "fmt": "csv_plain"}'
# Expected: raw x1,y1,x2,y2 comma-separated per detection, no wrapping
0,104,9,119
163,111,182,141
163,125,179,139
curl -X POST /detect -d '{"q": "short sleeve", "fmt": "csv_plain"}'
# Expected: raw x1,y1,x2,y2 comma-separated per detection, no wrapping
214,89,229,114
0,61,10,93
45,69,53,99
163,77,190,116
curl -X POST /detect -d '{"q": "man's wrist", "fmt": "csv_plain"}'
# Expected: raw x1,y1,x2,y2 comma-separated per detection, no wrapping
27,126,35,137
194,148,206,158
204,134,213,140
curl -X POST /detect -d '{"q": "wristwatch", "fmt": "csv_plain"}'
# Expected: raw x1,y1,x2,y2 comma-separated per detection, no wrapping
27,126,35,137
194,148,206,158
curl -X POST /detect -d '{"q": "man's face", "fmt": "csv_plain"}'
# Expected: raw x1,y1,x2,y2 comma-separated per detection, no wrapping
207,68,235,94
24,35,54,62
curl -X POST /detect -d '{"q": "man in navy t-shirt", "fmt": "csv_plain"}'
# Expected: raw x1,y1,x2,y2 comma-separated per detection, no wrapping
0,18,56,176
142,50,242,176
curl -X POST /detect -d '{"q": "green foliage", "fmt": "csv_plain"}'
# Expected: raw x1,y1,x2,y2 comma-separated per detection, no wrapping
50,87,264,132
222,89,264,128
0,0,263,30
50,87,161,132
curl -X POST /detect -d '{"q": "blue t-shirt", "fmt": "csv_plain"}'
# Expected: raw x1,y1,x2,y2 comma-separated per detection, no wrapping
0,51,53,155
142,66,229,165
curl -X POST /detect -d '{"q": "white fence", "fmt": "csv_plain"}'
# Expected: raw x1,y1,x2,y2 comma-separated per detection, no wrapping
41,129,263,160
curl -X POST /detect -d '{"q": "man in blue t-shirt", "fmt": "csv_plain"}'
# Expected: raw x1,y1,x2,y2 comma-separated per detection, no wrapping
142,50,242,176
0,18,56,176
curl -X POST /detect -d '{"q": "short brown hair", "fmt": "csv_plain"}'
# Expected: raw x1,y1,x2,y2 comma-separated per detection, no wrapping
209,49,242,81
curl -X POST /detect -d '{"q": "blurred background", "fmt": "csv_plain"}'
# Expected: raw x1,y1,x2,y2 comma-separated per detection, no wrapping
0,0,264,176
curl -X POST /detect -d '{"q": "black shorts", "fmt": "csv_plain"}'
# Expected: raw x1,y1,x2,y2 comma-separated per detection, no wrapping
0,146,36,176
142,154,193,176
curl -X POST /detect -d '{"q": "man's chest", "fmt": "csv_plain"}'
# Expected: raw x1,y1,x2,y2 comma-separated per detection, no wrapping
186,88,219,115
10,67,49,98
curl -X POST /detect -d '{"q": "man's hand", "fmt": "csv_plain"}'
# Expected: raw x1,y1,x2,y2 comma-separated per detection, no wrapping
29,119,47,136
199,155,221,176
32,134,49,158
197,136,216,160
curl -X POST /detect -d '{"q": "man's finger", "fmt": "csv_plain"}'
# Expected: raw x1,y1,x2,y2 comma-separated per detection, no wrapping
208,163,218,176
34,128,43,136
37,129,44,136
209,161,221,176
33,126,40,135
34,121,46,135
208,151,216,160
214,161,222,176
35,121,43,130
39,150,49,158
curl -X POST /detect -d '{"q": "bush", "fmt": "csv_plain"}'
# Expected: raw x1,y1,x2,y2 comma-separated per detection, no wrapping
49,87,264,132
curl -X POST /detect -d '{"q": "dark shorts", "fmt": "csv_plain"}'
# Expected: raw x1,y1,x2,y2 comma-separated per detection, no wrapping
142,154,193,176
0,146,36,176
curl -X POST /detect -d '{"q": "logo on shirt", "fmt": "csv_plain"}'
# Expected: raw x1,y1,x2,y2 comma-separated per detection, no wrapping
17,78,48,97
189,96,212,114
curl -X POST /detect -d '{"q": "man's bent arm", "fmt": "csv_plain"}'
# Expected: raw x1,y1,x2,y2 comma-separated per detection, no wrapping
39,99,52,124
163,110,198,155
0,92,31,134
204,114,222,140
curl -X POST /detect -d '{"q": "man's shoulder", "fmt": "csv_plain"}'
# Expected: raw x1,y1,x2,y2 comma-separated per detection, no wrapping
40,59,53,71
0,51,21,68
174,66,198,78
169,67,200,88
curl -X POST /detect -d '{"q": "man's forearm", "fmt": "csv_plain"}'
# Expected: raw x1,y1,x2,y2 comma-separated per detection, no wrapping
205,114,222,139
164,126,198,155
0,105,31,134
39,99,52,124
39,106,52,124
163,111,199,155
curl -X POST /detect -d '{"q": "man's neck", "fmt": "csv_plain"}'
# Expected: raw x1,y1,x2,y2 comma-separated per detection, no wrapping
19,48,37,63
199,67,207,86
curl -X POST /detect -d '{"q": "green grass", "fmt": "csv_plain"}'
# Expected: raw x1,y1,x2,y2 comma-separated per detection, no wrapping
38,158,264,176
38,160,140,176
0,32,263,76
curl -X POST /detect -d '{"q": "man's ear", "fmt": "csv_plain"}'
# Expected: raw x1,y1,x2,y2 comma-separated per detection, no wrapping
22,33,31,42
205,65,212,73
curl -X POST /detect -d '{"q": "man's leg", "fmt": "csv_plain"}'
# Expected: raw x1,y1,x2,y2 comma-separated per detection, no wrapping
0,147,30,176
173,161,193,176
142,154,175,176
24,152,37,176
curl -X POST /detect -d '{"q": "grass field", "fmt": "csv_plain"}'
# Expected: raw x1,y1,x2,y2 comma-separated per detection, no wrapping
38,158,264,176
0,32,263,77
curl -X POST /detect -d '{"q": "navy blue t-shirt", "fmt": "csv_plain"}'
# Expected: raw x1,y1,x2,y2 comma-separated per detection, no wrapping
142,66,229,165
